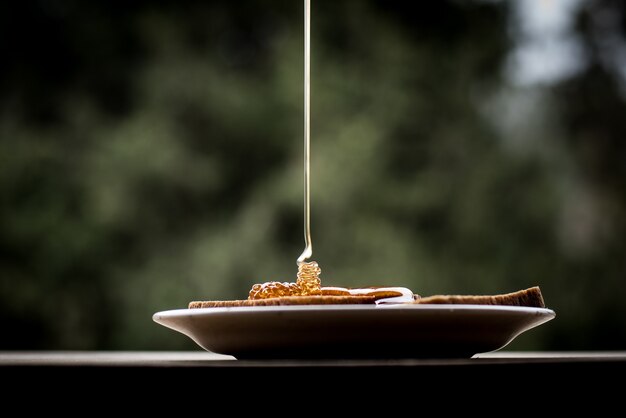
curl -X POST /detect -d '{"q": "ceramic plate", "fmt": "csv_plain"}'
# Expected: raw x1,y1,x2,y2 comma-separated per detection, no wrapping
153,304,555,359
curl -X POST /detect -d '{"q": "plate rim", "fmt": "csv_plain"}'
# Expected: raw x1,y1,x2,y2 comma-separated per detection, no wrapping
153,303,556,320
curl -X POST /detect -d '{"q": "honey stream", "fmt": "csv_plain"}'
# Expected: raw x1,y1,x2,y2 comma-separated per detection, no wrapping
249,0,321,299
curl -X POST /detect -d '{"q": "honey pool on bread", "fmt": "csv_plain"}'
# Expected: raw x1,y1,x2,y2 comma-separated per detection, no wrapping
248,261,417,305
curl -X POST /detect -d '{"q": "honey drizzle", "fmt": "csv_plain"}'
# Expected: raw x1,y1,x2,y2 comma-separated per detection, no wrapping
295,2,322,294
248,1,324,301
298,0,313,265
296,261,322,295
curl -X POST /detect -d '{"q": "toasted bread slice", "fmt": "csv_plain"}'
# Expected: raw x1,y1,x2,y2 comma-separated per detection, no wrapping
414,286,545,308
189,295,377,308
189,286,545,309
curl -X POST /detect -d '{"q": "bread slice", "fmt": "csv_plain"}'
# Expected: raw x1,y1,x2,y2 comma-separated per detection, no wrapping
189,286,545,309
189,295,376,308
414,286,545,308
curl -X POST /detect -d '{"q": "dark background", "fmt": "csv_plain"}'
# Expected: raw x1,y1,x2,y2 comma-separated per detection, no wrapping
1,0,625,350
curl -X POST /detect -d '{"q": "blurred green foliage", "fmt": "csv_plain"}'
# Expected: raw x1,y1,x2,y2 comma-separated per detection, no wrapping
1,0,625,350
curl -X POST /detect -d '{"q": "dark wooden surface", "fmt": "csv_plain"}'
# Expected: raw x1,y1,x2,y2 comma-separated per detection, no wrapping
2,350,626,367
2,351,624,406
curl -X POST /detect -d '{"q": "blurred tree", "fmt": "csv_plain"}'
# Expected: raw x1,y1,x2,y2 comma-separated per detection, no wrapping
0,0,624,350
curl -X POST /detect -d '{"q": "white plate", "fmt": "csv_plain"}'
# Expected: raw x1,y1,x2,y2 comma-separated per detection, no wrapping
153,304,555,359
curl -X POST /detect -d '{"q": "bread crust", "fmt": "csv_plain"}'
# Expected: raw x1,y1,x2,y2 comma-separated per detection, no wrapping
414,286,545,308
